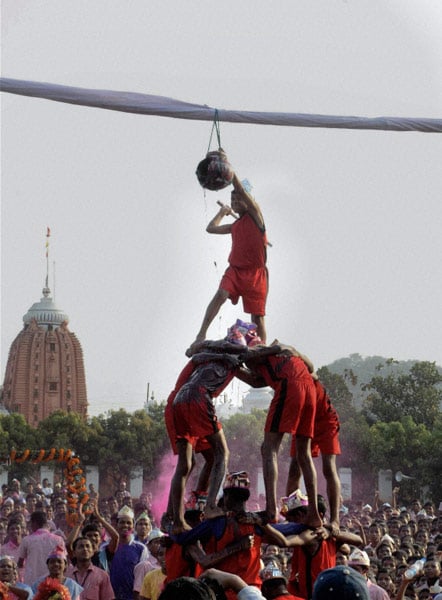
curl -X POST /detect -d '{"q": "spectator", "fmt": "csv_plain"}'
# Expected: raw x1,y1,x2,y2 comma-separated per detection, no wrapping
312,565,370,600
135,513,152,546
67,536,115,600
138,538,167,600
41,479,53,498
0,555,33,599
260,563,302,600
348,549,389,600
18,510,66,585
31,546,83,600
109,506,148,600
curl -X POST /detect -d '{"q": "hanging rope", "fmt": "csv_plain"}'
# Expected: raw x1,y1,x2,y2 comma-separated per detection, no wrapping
207,109,222,152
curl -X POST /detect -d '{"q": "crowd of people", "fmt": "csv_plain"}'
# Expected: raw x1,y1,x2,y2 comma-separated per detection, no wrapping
0,474,441,600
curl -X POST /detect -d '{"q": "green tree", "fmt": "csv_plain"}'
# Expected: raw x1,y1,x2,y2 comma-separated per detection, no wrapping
316,367,357,423
36,411,98,457
337,414,374,499
363,361,442,428
93,408,166,488
366,416,434,503
417,414,442,501
0,413,38,480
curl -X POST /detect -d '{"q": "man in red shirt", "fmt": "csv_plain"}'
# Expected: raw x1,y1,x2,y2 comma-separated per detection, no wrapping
188,165,268,352
260,564,304,600
284,495,363,600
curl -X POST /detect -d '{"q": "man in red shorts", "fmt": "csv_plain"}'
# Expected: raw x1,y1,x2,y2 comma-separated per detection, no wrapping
162,359,214,533
244,342,321,528
169,344,246,533
188,166,268,353
286,377,341,536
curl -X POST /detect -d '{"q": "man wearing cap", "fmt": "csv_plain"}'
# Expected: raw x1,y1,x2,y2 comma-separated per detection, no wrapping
138,531,167,600
278,493,364,600
188,168,269,352
18,510,66,585
312,565,370,600
135,512,153,546
31,545,83,599
133,529,163,599
109,506,148,600
348,549,389,600
1,497,14,519
260,564,303,600
175,472,288,600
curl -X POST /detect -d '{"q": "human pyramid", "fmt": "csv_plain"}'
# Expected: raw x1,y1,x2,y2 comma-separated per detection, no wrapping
163,150,342,540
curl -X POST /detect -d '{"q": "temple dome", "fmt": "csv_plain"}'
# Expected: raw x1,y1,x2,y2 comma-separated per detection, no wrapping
242,386,274,413
23,286,69,329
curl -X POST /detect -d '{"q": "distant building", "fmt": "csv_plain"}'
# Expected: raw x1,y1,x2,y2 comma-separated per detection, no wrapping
1,282,88,426
241,386,274,413
212,386,274,419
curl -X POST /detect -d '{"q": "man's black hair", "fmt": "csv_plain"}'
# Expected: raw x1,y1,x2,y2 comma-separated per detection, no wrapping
158,577,216,600
81,522,101,535
30,511,47,528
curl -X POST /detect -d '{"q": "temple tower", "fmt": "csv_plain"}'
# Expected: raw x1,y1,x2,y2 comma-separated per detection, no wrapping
1,232,88,425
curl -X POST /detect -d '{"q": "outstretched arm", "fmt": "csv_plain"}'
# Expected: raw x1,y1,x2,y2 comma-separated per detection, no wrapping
232,173,265,230
188,339,248,356
200,568,266,598
187,535,253,569
236,366,266,388
242,343,283,366
90,498,119,554
191,352,241,368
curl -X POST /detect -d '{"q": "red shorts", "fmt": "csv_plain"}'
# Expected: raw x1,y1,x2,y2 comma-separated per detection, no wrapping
172,388,222,448
165,398,211,454
290,380,341,457
265,378,316,438
220,266,268,316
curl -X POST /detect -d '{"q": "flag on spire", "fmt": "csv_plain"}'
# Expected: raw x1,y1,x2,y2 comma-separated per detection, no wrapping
45,227,50,257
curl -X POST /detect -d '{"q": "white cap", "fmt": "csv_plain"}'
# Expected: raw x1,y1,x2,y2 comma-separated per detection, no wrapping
348,549,370,567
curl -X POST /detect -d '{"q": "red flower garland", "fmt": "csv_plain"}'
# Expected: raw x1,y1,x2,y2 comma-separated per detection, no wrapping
33,577,71,600
8,448,90,526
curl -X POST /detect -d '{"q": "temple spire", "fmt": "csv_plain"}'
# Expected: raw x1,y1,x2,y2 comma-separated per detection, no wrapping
44,226,51,297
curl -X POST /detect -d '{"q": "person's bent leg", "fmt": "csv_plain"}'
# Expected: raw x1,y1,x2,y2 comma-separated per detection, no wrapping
261,431,284,521
251,314,266,344
295,435,322,528
204,430,229,519
322,453,341,534
170,440,194,533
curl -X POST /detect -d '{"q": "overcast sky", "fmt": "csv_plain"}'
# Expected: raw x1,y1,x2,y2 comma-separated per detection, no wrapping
2,1,442,416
